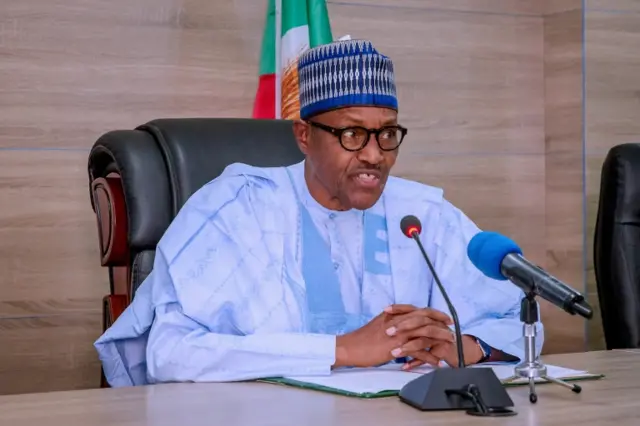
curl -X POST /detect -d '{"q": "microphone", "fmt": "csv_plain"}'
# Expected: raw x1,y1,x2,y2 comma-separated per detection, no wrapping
400,215,465,369
397,215,515,416
467,231,593,319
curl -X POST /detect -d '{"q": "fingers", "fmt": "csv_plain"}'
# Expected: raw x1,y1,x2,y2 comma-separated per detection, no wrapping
384,305,453,326
384,304,418,314
386,319,454,347
387,315,450,336
411,325,455,343
421,308,454,325
391,337,457,362
428,342,452,360
401,358,426,371
400,349,441,369
393,337,437,357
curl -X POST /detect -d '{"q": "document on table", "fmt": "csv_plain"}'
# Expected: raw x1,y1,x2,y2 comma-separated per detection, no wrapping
261,362,604,398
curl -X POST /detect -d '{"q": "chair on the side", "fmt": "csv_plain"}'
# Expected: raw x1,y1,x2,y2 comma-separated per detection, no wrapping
593,143,640,349
87,118,304,386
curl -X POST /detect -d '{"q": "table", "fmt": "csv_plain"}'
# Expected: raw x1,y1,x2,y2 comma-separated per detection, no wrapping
1,350,639,426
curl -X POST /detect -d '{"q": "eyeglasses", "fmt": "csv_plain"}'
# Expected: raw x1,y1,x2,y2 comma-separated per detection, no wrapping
307,121,407,152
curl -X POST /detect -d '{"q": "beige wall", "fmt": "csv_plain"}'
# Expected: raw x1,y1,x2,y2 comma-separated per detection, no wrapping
543,1,585,353
0,0,597,395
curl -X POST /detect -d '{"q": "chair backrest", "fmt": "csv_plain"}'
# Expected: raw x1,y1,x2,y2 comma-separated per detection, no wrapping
593,143,640,349
88,118,304,305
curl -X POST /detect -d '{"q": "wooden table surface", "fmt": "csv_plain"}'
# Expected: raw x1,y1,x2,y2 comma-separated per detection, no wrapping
1,350,639,426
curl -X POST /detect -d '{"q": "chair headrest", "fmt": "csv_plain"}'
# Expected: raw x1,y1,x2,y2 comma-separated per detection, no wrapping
139,118,303,216
598,143,640,224
88,118,304,252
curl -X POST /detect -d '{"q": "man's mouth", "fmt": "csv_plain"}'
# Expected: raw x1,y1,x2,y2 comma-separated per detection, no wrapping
353,171,382,188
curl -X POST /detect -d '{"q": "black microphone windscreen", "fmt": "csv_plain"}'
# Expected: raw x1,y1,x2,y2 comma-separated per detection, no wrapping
400,215,422,237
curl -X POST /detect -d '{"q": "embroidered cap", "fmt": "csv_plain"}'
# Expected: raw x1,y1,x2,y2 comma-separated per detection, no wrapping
297,39,398,120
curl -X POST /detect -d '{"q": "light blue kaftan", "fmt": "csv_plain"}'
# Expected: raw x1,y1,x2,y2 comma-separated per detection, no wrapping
95,161,544,387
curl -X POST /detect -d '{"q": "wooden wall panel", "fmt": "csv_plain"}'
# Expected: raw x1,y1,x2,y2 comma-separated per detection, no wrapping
543,9,586,353
0,0,264,149
394,155,546,265
587,0,640,12
0,151,104,305
0,313,101,395
584,12,640,153
0,151,104,394
327,0,542,15
584,9,640,349
329,3,544,156
543,0,581,14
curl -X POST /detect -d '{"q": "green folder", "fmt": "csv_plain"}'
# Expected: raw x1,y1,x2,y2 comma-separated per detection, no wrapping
260,370,604,399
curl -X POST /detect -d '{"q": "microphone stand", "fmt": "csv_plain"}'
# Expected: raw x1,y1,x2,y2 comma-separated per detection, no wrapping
411,230,465,368
502,292,582,402
398,228,516,417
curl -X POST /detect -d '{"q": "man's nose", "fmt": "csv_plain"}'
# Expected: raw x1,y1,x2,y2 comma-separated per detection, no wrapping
357,134,384,165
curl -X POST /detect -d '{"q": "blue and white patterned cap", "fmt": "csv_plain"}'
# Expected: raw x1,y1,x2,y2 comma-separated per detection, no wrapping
297,39,398,120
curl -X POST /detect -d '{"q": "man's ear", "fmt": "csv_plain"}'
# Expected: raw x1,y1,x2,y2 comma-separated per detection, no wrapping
292,120,310,155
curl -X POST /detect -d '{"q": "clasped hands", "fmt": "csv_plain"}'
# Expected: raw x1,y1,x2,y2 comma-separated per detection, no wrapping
334,304,483,370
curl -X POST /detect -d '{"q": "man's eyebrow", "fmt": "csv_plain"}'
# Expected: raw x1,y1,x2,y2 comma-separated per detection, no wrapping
337,115,397,127
336,114,365,125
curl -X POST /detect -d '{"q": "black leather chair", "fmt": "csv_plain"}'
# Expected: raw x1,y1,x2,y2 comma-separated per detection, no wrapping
593,143,640,349
87,118,304,385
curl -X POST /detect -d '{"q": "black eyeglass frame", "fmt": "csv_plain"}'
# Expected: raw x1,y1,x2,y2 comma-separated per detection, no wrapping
307,120,408,152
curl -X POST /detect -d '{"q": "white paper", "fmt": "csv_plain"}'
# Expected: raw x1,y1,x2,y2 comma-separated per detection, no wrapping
283,363,593,395
286,366,418,394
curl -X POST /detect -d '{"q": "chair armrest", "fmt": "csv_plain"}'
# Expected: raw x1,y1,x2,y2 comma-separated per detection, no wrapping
103,295,128,330
100,294,128,388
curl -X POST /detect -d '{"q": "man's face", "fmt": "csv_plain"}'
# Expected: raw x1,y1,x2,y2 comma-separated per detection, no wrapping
293,106,402,211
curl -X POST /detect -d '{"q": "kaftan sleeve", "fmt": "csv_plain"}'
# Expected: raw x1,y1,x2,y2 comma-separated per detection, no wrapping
429,200,545,361
144,173,337,383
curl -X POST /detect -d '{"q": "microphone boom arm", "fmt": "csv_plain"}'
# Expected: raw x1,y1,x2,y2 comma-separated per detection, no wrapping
409,230,466,368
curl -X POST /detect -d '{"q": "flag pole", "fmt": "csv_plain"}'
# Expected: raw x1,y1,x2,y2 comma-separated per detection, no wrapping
274,0,282,119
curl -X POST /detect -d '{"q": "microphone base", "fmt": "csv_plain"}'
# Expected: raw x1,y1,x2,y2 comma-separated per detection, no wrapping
398,367,516,417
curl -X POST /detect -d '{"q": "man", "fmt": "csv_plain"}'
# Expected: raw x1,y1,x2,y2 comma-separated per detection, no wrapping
95,39,544,387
